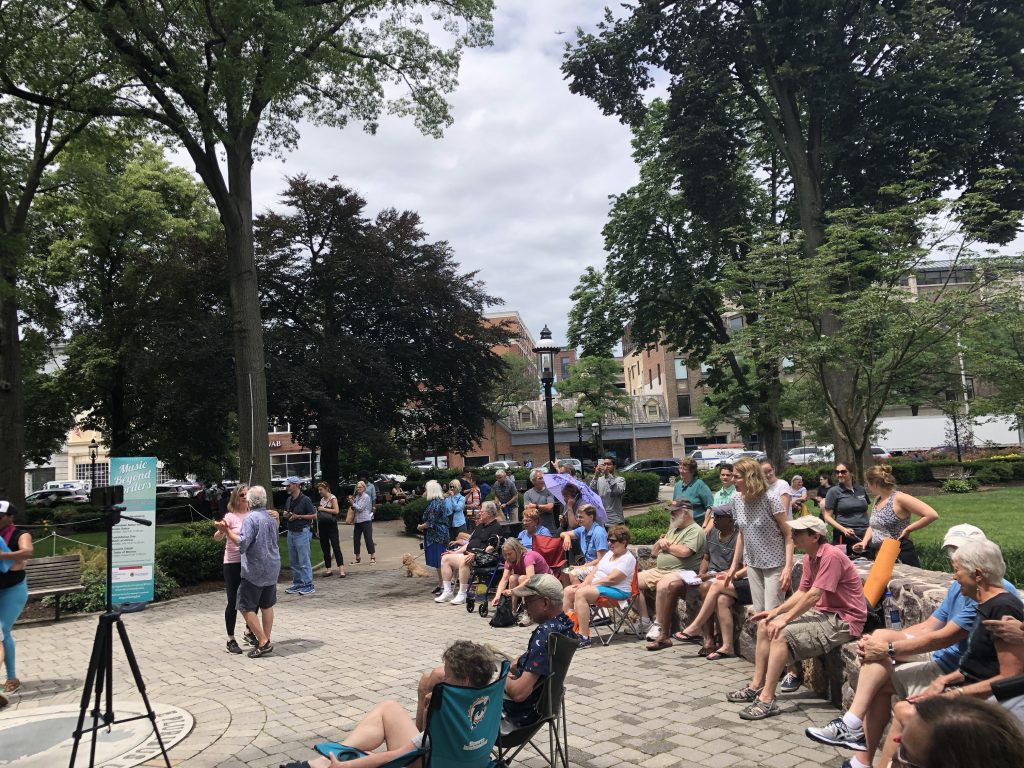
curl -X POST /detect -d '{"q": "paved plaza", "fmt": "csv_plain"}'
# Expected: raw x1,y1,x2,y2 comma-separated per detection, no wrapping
8,521,850,768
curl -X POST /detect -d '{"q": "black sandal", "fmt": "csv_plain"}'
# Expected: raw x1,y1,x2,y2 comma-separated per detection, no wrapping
247,641,274,658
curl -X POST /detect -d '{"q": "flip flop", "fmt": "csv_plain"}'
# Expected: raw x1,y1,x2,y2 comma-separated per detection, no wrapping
645,638,673,651
697,647,712,657
314,743,367,761
672,631,702,644
706,650,736,661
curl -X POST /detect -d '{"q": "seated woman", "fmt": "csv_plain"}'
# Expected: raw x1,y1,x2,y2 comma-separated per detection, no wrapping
563,524,636,649
284,640,498,768
558,504,608,585
516,509,552,551
875,538,1024,768
852,464,938,568
671,567,751,659
389,484,407,504
491,539,551,609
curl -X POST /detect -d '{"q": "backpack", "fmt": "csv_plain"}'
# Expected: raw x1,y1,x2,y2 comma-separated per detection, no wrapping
489,595,517,628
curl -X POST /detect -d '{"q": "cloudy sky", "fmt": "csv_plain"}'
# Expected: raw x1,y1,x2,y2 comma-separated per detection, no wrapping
249,1,640,349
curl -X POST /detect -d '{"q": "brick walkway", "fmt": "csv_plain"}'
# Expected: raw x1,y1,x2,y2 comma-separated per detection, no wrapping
9,532,849,767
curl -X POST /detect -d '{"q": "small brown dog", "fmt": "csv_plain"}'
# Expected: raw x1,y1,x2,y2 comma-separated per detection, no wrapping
402,553,434,578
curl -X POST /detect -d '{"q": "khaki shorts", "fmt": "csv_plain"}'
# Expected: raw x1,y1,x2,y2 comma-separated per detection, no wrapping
782,611,854,662
638,568,680,592
891,660,945,699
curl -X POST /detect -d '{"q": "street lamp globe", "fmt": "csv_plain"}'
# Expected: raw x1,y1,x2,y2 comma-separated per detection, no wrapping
532,325,560,385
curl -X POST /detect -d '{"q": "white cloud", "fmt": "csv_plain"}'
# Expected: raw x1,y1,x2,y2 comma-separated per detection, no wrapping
248,1,639,348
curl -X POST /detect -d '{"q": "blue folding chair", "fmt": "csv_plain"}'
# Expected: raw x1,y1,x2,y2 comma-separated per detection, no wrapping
313,660,510,768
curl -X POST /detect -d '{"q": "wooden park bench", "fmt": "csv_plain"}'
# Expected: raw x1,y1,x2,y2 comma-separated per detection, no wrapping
25,555,85,621
931,465,972,481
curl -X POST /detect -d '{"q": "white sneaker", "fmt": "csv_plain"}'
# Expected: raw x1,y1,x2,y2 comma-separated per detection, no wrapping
637,617,653,633
435,590,454,603
645,621,662,641
450,592,467,605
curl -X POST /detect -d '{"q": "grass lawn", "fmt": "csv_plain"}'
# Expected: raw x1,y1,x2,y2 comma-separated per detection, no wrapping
914,488,1024,548
35,525,293,568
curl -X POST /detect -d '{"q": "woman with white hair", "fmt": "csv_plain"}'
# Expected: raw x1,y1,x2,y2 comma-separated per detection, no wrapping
417,480,449,595
350,481,375,564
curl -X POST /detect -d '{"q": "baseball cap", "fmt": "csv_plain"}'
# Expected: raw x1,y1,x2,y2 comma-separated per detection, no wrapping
512,574,563,602
942,524,987,551
0,500,17,518
284,476,304,486
711,503,734,518
788,516,828,536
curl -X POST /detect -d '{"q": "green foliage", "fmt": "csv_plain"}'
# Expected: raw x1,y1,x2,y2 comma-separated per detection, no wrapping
373,503,405,522
155,535,225,586
566,267,625,357
401,497,430,536
180,521,217,538
620,471,660,505
623,505,670,546
942,478,979,494
552,356,631,429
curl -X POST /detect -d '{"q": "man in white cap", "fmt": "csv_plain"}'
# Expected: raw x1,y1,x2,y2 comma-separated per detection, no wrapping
806,523,1020,768
728,515,865,721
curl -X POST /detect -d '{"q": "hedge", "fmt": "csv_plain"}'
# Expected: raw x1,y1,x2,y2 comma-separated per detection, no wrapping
775,459,1024,486
620,472,660,505
624,506,670,545
401,497,430,535
155,535,225,586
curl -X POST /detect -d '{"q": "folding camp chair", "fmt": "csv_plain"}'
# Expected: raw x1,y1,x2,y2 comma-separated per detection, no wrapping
496,632,577,768
530,534,568,579
589,569,641,646
313,660,510,768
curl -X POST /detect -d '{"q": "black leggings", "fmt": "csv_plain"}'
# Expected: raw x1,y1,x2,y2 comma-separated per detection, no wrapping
224,562,242,636
318,517,344,568
354,520,375,556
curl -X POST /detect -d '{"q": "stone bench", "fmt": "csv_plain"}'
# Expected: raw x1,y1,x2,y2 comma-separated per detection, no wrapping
630,546,953,707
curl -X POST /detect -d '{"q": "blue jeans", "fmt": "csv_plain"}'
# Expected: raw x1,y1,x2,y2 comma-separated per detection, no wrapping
287,529,313,590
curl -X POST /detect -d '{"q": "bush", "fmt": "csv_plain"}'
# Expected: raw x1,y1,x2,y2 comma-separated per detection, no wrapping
180,521,217,538
44,548,179,614
621,472,660,505
155,535,225,586
917,542,1024,587
627,526,664,545
401,497,430,535
942,477,979,494
624,506,670,530
374,502,404,521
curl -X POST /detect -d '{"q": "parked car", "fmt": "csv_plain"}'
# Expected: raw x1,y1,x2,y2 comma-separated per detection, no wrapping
871,445,892,461
622,458,681,484
25,489,90,508
687,446,745,471
411,459,448,471
786,446,827,465
155,481,199,499
480,460,520,471
728,450,768,463
539,458,583,474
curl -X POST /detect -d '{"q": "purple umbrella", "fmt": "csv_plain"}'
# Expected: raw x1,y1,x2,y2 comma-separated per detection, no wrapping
542,474,607,524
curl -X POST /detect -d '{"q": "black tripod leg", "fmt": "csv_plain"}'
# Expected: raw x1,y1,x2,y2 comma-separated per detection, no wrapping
115,618,172,767
69,614,111,768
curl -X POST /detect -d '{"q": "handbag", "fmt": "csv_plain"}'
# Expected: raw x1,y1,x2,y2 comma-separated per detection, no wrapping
345,505,355,525
489,595,517,628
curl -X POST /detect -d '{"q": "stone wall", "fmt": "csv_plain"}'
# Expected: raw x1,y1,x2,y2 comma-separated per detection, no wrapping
629,546,954,708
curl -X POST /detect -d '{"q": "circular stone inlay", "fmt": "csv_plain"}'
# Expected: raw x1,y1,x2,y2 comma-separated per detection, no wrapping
0,701,194,768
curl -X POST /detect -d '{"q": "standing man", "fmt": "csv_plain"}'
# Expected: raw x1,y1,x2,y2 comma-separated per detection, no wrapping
523,469,558,533
215,486,280,658
590,458,626,525
492,470,519,523
283,477,316,596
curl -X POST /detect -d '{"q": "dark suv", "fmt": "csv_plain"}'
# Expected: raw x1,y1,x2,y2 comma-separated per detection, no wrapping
622,458,681,484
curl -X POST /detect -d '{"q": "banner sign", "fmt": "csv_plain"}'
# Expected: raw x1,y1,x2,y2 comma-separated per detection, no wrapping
109,457,157,605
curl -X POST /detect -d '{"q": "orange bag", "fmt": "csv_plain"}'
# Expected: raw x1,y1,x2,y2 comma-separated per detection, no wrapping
862,538,901,608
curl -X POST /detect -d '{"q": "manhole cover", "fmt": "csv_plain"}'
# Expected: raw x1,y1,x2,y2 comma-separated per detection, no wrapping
0,701,193,767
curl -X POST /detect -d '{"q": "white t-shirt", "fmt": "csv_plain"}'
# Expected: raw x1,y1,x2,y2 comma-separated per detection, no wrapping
594,550,637,593
768,478,793,519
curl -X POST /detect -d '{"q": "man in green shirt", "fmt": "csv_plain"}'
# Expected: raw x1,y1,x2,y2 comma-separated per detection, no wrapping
636,501,707,640
708,464,737,532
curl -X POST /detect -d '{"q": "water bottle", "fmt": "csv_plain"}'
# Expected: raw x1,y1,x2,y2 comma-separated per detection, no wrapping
884,590,902,631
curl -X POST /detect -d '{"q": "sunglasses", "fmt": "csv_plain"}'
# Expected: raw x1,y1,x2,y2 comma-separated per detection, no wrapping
836,469,849,475
608,537,623,543
892,743,923,768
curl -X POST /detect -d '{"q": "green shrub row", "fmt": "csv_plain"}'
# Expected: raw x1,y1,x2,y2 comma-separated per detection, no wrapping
766,459,1024,485
155,535,225,586
44,548,179,614
917,543,1024,587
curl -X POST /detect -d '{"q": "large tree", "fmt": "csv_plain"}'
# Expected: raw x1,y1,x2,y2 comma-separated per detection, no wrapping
564,0,1024,473
0,0,494,490
257,176,507,488
30,139,236,478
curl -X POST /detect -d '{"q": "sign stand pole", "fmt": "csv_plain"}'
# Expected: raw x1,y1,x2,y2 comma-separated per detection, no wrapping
67,495,171,768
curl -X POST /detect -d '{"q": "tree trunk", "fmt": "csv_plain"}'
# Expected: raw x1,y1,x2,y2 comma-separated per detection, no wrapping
0,233,25,507
223,147,271,491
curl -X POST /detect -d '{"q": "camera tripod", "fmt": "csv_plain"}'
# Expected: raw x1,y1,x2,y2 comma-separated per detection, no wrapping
68,499,171,768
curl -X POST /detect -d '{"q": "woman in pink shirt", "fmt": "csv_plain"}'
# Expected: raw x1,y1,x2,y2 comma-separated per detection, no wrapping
490,539,551,608
214,484,250,654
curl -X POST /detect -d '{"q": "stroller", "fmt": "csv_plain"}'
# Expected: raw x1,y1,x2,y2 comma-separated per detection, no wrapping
462,536,505,617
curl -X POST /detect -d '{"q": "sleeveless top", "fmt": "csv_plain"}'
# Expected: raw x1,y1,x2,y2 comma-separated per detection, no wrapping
0,526,29,588
870,493,910,545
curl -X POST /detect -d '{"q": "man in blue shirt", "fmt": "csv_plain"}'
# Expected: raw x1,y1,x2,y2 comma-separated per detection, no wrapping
215,486,281,658
283,477,316,595
805,524,1018,768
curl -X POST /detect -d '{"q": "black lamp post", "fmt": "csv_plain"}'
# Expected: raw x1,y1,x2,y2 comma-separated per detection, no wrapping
532,325,560,466
591,421,603,458
88,438,99,489
575,411,584,460
308,423,319,481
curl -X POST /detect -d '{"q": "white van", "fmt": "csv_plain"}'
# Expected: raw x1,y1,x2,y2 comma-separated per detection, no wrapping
44,480,91,493
686,447,744,471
